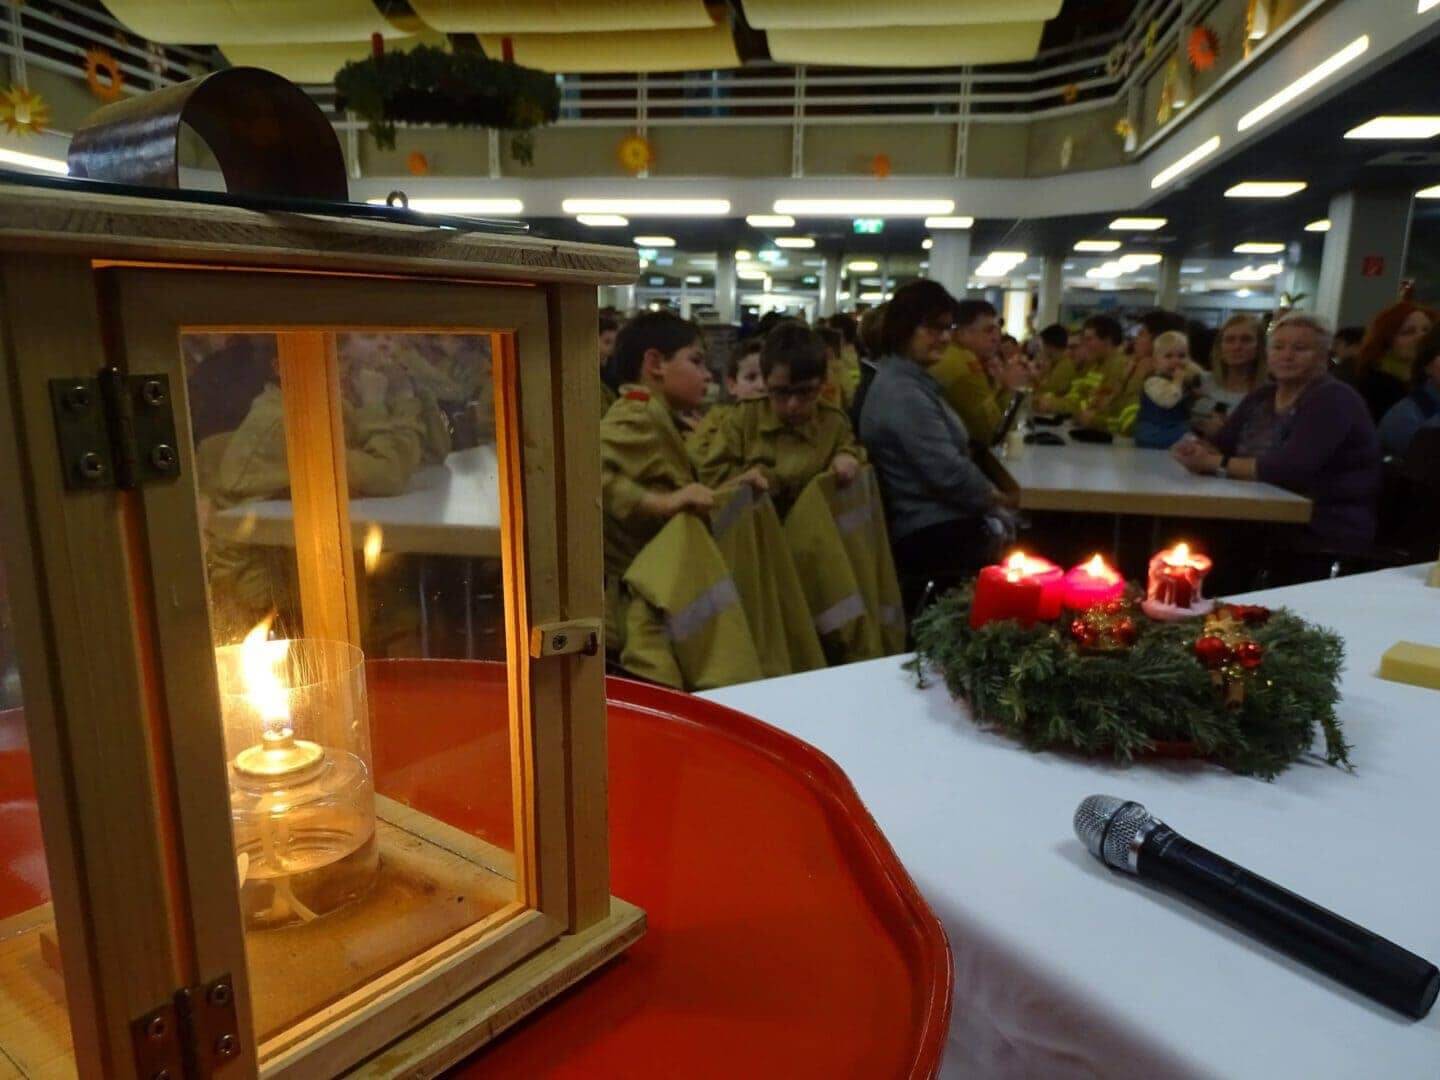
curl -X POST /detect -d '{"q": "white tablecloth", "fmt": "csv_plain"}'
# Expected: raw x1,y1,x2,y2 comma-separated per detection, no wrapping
702,565,1440,1079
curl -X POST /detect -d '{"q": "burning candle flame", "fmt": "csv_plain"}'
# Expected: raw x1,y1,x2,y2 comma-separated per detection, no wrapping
241,614,292,733
362,523,384,575
1084,553,1114,580
1164,542,1192,567
1005,551,1028,581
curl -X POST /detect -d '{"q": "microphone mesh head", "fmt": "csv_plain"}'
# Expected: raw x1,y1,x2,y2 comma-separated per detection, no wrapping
1073,795,1155,873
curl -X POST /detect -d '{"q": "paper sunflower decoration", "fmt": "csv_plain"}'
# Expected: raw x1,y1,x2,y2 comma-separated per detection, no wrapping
84,47,125,103
1114,117,1134,139
406,151,430,176
0,85,50,136
1187,25,1220,72
870,153,892,179
617,133,654,175
1061,83,1079,105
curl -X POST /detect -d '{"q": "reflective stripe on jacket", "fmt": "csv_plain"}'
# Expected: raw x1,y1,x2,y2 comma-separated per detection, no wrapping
784,477,882,664
820,467,906,655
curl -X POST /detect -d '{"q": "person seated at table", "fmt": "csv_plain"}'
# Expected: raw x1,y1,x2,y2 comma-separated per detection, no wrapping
338,333,452,465
1173,312,1382,559
1330,325,1363,371
598,311,621,415
1192,314,1265,439
1031,323,1072,399
1378,323,1440,457
694,320,863,516
858,281,1012,614
826,313,863,401
1134,331,1205,449
1040,314,1127,417
817,326,856,411
688,338,765,459
1345,301,1438,422
931,299,1030,446
1076,310,1187,434
850,303,887,428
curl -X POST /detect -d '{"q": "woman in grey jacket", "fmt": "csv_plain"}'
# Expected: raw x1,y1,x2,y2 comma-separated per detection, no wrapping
858,280,1012,614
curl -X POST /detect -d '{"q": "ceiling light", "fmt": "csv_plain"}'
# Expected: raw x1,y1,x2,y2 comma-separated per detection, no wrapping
1117,253,1163,269
1236,289,1253,297
685,275,703,284
924,216,974,229
859,291,887,302
576,213,628,226
369,197,524,215
847,260,880,273
922,238,934,250
860,277,882,286
562,198,730,216
1087,264,1125,279
802,275,818,284
1074,240,1121,252
1423,0,1440,12
0,147,68,174
737,268,768,281
1150,134,1222,190
734,249,753,262
802,258,826,267
1225,181,1307,198
1417,184,1440,198
639,259,650,269
747,214,795,227
773,199,954,217
1181,265,1205,273
757,249,782,263
1109,217,1167,231
1234,242,1286,254
633,235,675,247
1305,219,1332,232
648,276,666,286
975,251,1027,278
773,236,815,248
1345,116,1440,140
636,248,659,261
1236,35,1369,133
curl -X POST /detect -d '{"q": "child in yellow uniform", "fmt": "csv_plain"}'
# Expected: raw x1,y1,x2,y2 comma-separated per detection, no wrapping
1048,314,1129,419
598,311,620,416
687,338,765,460
694,320,863,516
1032,324,1073,400
1077,311,1186,434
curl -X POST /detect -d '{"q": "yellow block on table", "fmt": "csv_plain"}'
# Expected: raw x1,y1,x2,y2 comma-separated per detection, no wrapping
1379,642,1440,691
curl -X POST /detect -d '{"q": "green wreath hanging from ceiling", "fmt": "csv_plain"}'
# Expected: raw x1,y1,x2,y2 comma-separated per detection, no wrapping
334,41,559,165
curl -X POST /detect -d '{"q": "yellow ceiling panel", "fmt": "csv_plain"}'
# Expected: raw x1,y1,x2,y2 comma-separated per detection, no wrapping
744,0,1062,29
221,34,447,84
478,24,739,72
767,22,1046,66
409,0,714,34
102,0,409,45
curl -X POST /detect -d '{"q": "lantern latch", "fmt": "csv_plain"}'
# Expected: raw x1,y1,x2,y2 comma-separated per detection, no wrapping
49,368,181,491
175,974,242,1076
530,619,603,659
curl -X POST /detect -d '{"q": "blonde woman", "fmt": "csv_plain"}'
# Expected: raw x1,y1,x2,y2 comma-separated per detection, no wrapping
1193,314,1264,438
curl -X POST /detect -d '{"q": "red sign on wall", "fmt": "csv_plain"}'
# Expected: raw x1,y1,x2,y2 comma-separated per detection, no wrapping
1361,255,1385,278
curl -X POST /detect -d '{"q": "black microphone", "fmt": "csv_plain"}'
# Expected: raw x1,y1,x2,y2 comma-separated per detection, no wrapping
1074,795,1440,1019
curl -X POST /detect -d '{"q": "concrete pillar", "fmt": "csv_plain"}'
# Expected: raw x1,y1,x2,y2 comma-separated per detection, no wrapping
927,231,972,300
1316,188,1413,329
715,248,738,324
1288,240,1322,312
820,256,840,316
1036,255,1064,327
1157,256,1182,310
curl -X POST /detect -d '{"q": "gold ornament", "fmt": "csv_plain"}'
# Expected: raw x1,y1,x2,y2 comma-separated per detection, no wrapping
617,133,654,175
0,85,50,136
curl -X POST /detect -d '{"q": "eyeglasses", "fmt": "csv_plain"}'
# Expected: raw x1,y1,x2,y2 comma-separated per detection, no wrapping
767,381,824,402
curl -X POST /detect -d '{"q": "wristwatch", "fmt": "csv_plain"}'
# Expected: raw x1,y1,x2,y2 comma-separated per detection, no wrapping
1216,454,1231,479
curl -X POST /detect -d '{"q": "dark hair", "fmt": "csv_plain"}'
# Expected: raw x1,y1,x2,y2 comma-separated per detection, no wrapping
761,320,829,383
1413,323,1440,389
818,327,843,357
612,311,701,383
727,337,763,379
1000,334,1018,347
756,310,789,338
1334,325,1365,348
828,313,859,347
858,304,887,358
1138,309,1187,339
955,298,997,330
598,312,620,335
880,280,959,357
1040,323,1069,349
1083,314,1124,347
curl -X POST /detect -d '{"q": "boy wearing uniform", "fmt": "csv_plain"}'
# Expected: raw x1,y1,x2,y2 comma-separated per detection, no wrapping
930,299,1030,446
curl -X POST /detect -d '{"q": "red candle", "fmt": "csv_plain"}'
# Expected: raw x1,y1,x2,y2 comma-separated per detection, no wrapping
970,551,1065,628
1142,542,1214,619
1062,554,1125,610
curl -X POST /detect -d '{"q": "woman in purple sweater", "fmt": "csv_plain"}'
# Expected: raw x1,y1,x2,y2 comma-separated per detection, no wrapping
1173,312,1381,552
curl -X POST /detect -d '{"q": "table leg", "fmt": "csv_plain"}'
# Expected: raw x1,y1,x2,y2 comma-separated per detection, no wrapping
463,558,476,659
419,556,431,659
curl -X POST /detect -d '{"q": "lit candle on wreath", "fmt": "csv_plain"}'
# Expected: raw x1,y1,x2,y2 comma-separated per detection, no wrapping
1061,554,1125,610
1141,542,1215,621
970,551,1065,628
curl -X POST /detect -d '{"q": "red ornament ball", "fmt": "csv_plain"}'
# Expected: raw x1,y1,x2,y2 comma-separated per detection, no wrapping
1235,640,1265,669
1113,617,1138,646
1070,618,1097,647
1194,635,1232,667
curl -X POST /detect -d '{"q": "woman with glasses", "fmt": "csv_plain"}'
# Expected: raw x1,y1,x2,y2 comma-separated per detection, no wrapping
857,280,1013,616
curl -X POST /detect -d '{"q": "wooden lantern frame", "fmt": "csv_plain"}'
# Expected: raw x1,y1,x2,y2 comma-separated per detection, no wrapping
0,186,641,1078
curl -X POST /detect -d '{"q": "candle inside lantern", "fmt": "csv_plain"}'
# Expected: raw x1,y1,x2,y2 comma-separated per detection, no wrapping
1062,554,1125,610
970,551,1065,628
1141,542,1215,620
217,618,378,929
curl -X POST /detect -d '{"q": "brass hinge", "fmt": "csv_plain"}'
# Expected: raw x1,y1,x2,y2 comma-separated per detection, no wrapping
131,974,240,1079
530,618,602,658
49,368,181,491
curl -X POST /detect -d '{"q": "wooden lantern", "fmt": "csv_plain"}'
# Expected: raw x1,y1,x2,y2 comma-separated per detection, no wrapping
0,183,641,1077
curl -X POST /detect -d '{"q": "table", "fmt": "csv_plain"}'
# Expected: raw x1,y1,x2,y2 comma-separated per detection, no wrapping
211,445,502,557
703,565,1440,1079
989,440,1312,523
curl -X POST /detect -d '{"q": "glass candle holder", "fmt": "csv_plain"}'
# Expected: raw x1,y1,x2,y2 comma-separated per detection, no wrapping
1141,543,1215,621
215,634,378,929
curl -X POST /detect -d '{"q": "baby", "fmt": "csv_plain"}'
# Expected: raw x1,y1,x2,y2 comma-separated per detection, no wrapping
1134,330,1205,449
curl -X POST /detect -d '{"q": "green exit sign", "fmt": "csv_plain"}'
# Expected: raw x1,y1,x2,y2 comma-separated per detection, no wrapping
853,218,885,234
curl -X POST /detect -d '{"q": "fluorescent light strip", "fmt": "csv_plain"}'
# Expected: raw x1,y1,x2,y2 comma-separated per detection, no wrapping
773,236,815,248
367,197,523,214
1150,134,1221,190
922,238,934,250
924,216,974,229
1109,216,1167,231
633,235,676,247
685,275,703,284
1417,184,1440,198
1237,35,1369,133
1345,116,1440,140
1234,242,1286,254
846,260,880,272
1423,0,1440,13
1116,253,1162,268
1304,219,1332,232
746,214,794,227
773,199,954,216
1074,240,1121,252
0,147,68,174
576,213,628,226
1225,181,1307,198
562,198,730,216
